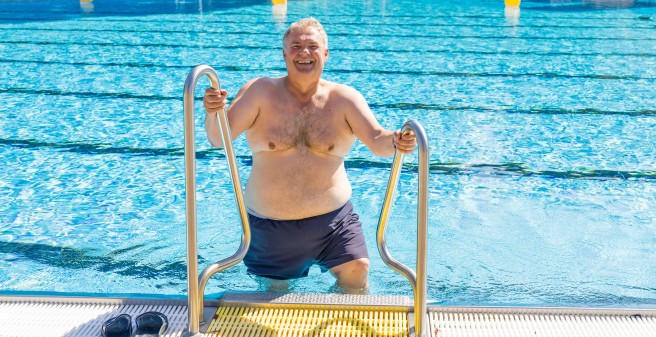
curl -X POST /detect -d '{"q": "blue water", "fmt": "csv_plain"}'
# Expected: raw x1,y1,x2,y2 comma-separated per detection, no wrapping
1,0,655,307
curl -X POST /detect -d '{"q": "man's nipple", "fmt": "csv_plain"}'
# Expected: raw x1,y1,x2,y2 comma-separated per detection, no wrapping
328,145,334,151
268,142,276,150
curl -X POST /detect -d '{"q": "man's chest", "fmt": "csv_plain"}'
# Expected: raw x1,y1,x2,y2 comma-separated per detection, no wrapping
248,100,353,153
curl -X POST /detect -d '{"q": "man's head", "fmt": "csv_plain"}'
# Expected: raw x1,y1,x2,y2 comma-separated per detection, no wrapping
282,17,329,76
282,17,328,49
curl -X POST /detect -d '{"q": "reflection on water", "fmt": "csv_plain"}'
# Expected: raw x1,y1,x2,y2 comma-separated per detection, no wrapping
272,0,287,25
79,0,93,13
504,0,520,26
504,5,520,26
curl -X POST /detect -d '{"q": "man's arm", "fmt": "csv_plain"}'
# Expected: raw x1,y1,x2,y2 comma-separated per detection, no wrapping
203,78,262,148
342,86,416,157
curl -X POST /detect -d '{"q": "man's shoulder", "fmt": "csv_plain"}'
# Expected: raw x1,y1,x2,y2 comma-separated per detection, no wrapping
239,77,282,98
323,80,364,99
244,77,280,90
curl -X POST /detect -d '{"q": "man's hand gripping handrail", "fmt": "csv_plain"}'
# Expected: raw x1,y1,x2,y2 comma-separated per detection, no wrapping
377,120,429,337
183,65,251,336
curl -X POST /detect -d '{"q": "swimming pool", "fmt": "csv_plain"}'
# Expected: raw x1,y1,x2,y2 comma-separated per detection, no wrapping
0,0,655,308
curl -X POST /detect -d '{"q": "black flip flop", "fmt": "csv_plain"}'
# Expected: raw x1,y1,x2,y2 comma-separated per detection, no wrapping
101,314,132,337
134,311,169,337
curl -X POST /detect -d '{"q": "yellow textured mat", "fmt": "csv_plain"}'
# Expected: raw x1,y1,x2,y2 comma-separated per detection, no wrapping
206,305,409,337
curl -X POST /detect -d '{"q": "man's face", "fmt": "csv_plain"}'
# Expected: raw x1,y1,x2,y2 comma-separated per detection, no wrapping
283,27,328,75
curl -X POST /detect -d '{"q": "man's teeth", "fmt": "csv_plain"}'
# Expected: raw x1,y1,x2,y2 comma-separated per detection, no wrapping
297,60,312,64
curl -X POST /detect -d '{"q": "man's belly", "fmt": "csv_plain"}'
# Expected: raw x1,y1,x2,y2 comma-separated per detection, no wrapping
244,150,352,220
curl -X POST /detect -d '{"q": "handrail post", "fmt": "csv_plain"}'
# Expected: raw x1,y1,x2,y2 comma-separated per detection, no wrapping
376,120,429,337
183,65,221,336
415,120,429,337
183,65,251,336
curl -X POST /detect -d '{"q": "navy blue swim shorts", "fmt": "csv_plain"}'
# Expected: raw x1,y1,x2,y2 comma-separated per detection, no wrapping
243,201,369,280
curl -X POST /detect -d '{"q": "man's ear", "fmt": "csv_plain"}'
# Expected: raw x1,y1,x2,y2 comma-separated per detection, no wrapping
325,48,329,60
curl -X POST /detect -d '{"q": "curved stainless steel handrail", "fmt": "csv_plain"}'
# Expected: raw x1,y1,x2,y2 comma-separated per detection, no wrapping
377,120,429,337
183,65,251,335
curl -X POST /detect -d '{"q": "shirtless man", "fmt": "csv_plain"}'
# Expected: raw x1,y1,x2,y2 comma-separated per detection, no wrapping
203,17,417,291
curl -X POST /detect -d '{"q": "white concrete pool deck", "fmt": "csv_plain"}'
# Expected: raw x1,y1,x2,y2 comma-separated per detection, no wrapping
1,294,655,337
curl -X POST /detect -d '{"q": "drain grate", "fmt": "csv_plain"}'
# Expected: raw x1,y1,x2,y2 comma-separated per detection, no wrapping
2,295,655,337
429,308,656,337
0,297,189,337
206,305,409,337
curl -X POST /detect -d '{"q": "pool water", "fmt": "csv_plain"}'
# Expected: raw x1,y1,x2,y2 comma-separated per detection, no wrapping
1,0,655,307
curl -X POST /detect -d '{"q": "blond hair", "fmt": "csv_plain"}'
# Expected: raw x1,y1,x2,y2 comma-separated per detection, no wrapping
282,17,328,49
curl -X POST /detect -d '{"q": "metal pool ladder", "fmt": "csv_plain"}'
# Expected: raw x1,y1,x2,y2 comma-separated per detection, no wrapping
182,65,430,337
